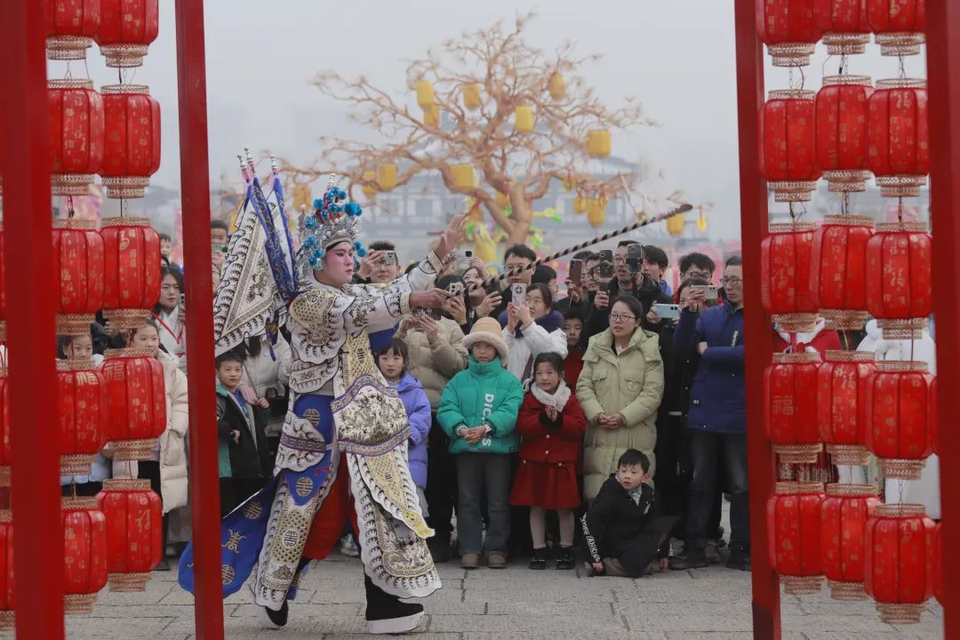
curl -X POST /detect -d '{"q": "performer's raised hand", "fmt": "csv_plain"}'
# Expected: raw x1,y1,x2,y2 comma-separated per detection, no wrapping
434,215,467,261
410,288,454,310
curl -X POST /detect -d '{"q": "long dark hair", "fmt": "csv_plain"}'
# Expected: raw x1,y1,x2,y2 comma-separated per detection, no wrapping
533,351,564,377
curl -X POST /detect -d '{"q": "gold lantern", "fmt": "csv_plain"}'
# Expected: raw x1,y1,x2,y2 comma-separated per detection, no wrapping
587,196,608,228
495,190,510,208
451,164,475,191
416,80,435,109
515,106,535,133
667,212,685,237
463,83,481,110
423,104,439,127
573,195,587,215
697,210,708,232
378,164,398,191
549,73,566,100
361,170,377,197
586,130,612,158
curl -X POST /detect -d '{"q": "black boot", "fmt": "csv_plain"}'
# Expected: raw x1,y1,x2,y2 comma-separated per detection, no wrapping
726,546,751,571
528,547,547,570
261,600,288,627
364,575,424,634
555,546,575,571
427,535,452,563
669,547,708,570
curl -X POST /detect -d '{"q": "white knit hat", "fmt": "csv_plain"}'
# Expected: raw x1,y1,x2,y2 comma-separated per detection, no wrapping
462,316,509,361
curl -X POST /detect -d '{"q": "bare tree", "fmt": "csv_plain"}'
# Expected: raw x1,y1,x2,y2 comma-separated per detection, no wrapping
283,11,654,246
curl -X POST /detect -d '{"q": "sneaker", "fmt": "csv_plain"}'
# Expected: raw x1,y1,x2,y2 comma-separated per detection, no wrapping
528,548,547,570
487,553,507,569
261,600,289,628
460,553,480,570
705,540,721,564
339,534,360,558
555,546,575,571
364,576,424,634
726,548,751,571
669,550,708,571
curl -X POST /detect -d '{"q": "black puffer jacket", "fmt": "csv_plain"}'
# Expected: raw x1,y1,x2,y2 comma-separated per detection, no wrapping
216,390,272,480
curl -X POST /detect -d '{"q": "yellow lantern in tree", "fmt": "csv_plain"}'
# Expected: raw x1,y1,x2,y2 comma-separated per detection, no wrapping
423,104,439,127
463,83,481,110
451,164,476,191
587,195,608,228
515,105,535,133
292,184,311,211
697,209,708,232
495,190,510,208
416,80,435,109
586,130,612,158
378,163,398,191
667,212,685,237
549,73,565,100
573,195,586,215
361,170,378,197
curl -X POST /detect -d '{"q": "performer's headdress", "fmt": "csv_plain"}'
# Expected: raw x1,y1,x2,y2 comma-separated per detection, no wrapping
299,175,367,271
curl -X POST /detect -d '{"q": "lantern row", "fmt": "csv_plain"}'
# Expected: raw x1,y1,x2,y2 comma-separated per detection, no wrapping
45,0,159,67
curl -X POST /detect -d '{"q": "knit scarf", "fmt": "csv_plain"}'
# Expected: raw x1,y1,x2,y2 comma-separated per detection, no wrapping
615,472,645,505
529,380,571,412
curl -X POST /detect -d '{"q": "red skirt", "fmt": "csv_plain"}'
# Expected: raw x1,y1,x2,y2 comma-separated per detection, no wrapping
510,459,580,510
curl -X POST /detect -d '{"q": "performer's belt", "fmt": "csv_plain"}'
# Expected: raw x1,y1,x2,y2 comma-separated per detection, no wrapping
279,432,334,454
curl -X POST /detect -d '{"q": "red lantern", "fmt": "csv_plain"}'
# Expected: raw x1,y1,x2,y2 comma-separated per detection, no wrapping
756,0,822,66
0,510,13,630
867,78,929,198
865,221,932,339
95,0,159,68
102,348,165,460
817,351,876,465
867,0,926,55
865,361,934,480
934,521,942,606
767,481,826,593
815,76,873,193
53,219,105,335
814,0,872,54
761,222,818,332
765,352,823,464
809,216,874,330
45,0,101,60
48,79,105,197
820,483,881,600
865,503,936,623
58,360,108,476
0,370,9,488
97,479,162,591
61,497,107,614
101,85,161,199
100,217,161,329
759,90,822,202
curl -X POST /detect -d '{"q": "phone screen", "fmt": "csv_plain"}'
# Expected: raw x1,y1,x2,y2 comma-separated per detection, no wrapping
511,283,527,305
598,262,614,279
569,259,583,285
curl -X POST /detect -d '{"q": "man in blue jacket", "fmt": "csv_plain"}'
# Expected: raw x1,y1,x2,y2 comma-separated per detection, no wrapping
670,256,749,571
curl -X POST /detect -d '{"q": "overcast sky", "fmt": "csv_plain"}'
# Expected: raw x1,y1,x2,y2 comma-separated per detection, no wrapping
53,0,927,239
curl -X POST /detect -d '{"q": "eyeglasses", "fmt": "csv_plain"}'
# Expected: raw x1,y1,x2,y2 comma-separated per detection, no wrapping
610,313,636,322
684,270,711,280
613,255,626,264
721,276,743,286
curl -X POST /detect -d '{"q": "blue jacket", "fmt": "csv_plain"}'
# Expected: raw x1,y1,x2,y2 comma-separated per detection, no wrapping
673,305,745,434
389,371,432,489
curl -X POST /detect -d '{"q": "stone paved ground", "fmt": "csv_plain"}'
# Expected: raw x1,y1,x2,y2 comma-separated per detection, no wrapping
9,553,941,640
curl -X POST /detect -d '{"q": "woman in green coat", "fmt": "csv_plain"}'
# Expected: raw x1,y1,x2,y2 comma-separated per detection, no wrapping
577,295,665,502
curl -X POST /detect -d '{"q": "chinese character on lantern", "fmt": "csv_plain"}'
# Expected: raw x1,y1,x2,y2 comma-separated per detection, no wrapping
815,76,874,193
820,483,881,601
867,0,926,56
768,481,826,594
865,361,935,480
102,348,166,461
867,78,929,198
817,351,876,465
45,0,101,61
95,0,160,68
100,217,161,330
761,222,818,333
53,219,105,336
765,353,823,464
759,90,822,203
865,221,932,339
58,360,108,476
809,216,875,330
48,79,105,197
756,0,822,66
100,84,161,199
814,0,872,55
61,497,108,615
97,479,162,592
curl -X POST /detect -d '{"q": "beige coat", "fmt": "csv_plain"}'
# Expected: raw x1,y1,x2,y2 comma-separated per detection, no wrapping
402,317,469,410
576,328,664,501
157,350,189,513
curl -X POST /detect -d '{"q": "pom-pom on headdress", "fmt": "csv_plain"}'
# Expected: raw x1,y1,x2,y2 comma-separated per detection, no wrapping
298,175,366,271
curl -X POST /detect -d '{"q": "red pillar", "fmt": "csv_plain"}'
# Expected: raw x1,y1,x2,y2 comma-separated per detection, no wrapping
733,1,780,639
174,1,224,638
926,2,960,638
0,2,66,638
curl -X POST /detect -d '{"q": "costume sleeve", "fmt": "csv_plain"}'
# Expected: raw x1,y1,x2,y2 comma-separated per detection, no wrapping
344,252,443,334
407,385,432,447
437,379,467,436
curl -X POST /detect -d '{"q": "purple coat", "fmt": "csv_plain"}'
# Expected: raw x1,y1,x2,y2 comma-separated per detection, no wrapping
391,371,432,489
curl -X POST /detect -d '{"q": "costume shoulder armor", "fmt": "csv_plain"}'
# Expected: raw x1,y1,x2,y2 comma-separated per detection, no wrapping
290,288,340,327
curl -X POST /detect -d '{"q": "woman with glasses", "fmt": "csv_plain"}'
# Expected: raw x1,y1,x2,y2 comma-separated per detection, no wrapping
576,294,665,502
